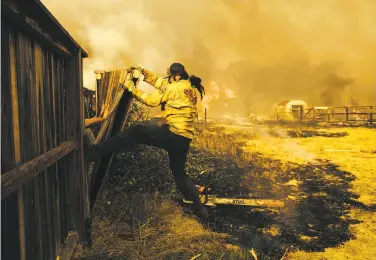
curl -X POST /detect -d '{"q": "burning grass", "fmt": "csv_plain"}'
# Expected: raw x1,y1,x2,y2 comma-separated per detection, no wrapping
76,121,376,259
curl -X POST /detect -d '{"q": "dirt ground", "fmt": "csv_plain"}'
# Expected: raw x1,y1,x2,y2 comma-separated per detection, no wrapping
75,122,376,260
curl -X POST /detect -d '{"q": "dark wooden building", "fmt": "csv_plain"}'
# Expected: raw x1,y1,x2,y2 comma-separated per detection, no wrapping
1,0,89,259
83,87,96,118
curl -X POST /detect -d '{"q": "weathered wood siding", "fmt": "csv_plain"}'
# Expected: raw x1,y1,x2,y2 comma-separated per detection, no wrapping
1,1,88,259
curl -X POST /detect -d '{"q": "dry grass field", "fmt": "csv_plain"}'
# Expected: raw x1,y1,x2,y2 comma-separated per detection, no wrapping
194,123,376,259
74,122,376,260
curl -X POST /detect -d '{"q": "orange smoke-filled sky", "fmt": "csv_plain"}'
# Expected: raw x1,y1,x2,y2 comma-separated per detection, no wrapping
42,0,376,116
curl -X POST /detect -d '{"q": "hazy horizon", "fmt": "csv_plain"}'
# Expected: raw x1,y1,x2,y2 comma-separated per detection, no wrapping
42,0,376,116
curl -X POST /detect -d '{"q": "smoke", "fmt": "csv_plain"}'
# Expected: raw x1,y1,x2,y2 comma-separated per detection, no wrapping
320,72,354,105
42,0,376,116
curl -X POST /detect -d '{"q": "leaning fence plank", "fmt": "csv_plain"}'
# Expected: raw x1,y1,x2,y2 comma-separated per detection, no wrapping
1,141,78,199
85,117,106,127
89,70,134,211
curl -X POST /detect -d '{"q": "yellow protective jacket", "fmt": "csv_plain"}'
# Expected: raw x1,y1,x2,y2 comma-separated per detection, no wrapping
131,69,198,139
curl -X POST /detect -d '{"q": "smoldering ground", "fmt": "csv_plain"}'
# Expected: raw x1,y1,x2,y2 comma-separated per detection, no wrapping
42,0,376,115
85,125,371,259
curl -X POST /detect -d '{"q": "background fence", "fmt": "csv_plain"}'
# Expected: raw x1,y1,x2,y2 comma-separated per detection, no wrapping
276,106,375,124
2,1,88,259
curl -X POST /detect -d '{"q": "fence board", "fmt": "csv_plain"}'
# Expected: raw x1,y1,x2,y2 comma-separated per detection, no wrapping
9,27,27,260
78,50,91,240
35,43,53,259
1,21,21,260
1,22,15,173
0,22,23,260
56,58,69,246
68,56,80,237
43,50,57,257
29,38,46,260
2,141,77,198
16,29,42,260
88,70,134,211
50,53,63,254
33,39,47,260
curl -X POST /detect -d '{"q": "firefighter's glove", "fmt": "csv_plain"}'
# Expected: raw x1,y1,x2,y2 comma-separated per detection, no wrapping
129,65,144,74
121,79,136,93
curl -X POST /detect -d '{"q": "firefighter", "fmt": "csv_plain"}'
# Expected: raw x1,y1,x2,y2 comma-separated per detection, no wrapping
86,63,208,221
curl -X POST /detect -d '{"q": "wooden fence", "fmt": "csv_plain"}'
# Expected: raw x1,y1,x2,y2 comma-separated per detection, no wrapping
2,1,89,259
83,70,136,244
85,70,135,207
276,106,375,124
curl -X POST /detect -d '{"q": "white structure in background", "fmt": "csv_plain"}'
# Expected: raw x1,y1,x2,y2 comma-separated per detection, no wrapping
275,100,308,120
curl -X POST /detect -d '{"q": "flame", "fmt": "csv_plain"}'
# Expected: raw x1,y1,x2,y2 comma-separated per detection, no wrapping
202,80,236,110
224,86,236,99
202,81,221,110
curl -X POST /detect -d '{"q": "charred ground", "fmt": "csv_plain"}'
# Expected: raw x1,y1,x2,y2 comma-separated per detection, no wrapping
75,123,376,260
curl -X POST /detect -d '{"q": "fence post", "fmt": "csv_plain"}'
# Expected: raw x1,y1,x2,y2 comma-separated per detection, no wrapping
370,113,373,124
130,192,148,239
313,108,316,122
204,108,207,128
345,107,349,122
94,71,102,116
